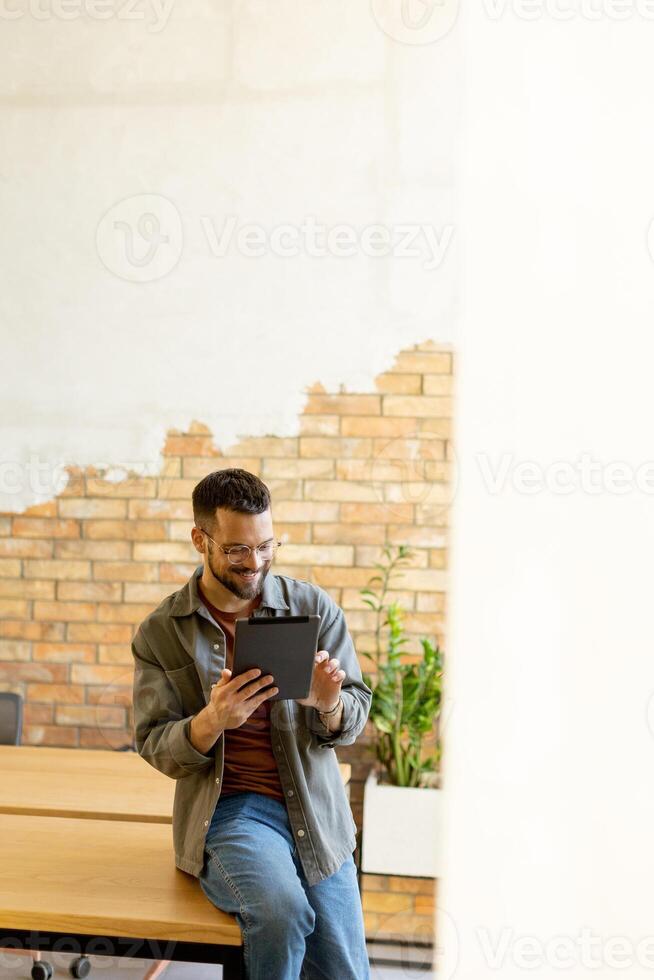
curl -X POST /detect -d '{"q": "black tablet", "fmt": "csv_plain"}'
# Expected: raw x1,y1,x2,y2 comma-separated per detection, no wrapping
232,614,321,701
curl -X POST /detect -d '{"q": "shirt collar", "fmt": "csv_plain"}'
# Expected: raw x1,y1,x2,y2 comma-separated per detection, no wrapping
170,564,290,617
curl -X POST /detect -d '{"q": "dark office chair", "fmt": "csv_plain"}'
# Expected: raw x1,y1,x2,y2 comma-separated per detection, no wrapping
0,691,23,746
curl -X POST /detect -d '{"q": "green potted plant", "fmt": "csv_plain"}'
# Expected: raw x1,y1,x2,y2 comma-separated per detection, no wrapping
360,544,445,876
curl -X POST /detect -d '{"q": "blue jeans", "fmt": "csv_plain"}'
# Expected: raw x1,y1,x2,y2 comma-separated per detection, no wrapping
199,790,370,980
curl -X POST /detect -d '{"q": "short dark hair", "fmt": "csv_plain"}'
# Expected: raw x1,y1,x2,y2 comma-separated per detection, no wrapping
192,468,271,529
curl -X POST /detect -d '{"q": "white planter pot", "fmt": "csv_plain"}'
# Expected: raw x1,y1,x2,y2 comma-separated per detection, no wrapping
361,770,444,878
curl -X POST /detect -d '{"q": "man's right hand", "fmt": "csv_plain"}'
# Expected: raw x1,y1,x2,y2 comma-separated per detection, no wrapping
207,667,278,732
188,667,277,755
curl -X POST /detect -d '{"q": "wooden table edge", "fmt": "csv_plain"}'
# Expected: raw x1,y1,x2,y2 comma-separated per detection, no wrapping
0,805,171,823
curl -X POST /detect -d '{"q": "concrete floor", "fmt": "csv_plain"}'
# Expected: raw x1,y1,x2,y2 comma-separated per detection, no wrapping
0,949,434,979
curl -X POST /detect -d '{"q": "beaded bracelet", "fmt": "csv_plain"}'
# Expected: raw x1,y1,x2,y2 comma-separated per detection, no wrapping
318,695,343,717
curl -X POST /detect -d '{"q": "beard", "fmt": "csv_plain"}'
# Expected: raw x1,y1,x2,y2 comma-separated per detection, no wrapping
207,551,271,601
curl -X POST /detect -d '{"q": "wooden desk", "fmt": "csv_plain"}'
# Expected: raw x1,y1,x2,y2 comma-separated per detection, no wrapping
0,746,351,821
0,750,353,977
0,746,174,823
0,813,244,977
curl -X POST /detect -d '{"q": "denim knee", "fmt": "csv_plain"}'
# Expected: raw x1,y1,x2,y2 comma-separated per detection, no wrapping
255,882,316,941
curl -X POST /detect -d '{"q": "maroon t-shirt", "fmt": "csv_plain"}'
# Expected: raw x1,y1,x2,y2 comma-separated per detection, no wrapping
198,581,285,802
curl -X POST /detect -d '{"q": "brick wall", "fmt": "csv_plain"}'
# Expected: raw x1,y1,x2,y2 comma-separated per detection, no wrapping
0,337,453,943
362,873,436,949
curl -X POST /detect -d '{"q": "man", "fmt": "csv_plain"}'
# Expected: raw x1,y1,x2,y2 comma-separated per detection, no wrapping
131,467,372,980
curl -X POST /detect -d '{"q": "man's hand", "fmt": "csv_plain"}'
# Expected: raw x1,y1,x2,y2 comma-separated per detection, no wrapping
296,650,346,712
208,667,278,731
189,667,278,756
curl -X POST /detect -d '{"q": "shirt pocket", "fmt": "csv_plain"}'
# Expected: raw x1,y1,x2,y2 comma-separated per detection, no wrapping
164,661,206,714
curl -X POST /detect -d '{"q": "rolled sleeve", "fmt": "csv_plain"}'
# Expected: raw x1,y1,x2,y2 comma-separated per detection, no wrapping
306,597,372,748
169,715,215,770
132,632,214,779
307,690,363,748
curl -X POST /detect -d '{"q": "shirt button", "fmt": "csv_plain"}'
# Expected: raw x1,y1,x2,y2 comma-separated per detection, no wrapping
287,789,294,797
297,829,305,838
204,819,209,827
213,643,220,650
216,778,220,785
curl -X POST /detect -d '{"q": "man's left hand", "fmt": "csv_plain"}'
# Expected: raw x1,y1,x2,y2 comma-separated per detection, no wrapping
296,650,345,712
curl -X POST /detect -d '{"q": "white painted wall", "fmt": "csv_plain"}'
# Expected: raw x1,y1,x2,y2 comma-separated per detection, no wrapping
442,3,654,977
0,0,460,511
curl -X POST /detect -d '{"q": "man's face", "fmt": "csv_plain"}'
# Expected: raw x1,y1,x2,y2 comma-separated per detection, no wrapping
202,507,275,600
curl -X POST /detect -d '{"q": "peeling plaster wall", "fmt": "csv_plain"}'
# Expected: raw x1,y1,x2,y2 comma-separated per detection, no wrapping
0,0,460,512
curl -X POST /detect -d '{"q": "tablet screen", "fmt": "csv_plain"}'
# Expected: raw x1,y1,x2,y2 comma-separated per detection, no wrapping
232,614,321,701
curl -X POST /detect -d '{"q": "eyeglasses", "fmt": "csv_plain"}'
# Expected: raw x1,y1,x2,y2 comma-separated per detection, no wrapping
196,527,282,564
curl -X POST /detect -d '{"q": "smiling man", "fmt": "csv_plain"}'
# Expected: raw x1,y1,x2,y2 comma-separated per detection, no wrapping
131,468,372,980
